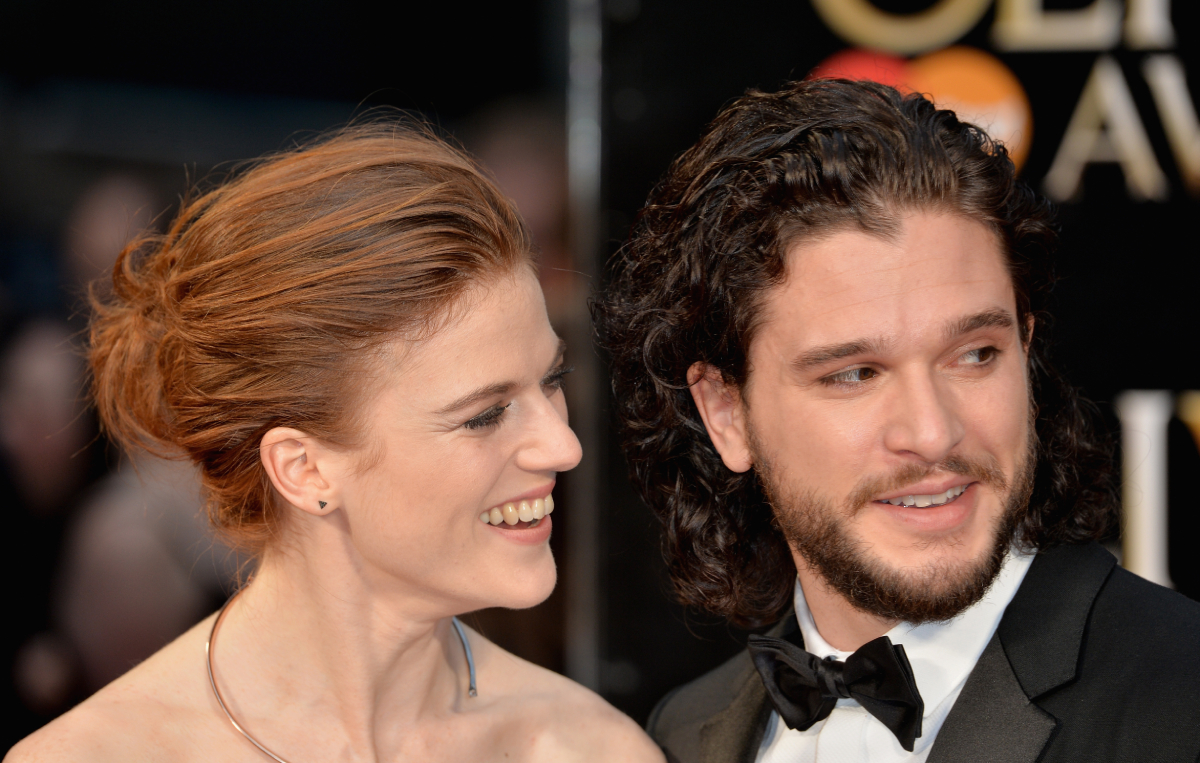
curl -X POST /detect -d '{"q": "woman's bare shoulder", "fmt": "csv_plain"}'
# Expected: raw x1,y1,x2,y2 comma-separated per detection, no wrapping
531,687,665,763
5,616,221,763
467,629,665,762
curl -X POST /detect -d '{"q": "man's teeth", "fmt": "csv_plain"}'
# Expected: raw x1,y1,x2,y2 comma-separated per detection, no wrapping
479,495,555,526
880,484,968,508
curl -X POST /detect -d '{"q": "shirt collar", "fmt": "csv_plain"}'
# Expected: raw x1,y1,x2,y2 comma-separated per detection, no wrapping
792,548,1034,716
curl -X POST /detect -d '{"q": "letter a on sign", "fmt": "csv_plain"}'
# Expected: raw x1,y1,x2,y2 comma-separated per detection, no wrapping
1143,55,1200,197
1043,56,1168,201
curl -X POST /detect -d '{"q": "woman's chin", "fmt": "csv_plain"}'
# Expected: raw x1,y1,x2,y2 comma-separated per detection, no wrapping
488,558,557,611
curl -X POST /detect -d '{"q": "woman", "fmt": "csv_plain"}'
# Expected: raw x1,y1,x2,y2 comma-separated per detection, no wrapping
7,123,664,762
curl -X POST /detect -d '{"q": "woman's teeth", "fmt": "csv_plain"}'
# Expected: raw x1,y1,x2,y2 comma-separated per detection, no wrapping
880,484,968,508
479,495,555,526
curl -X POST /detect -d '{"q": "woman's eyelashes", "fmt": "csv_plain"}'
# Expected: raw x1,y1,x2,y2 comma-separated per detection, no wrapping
461,365,572,431
464,403,511,430
542,364,574,392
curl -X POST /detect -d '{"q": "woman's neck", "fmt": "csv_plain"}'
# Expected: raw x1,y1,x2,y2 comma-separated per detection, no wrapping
209,524,471,760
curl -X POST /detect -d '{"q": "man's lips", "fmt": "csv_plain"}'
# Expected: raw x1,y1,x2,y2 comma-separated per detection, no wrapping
870,482,982,534
873,478,976,508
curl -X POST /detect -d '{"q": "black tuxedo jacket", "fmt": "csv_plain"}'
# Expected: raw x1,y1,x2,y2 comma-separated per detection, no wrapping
647,543,1200,762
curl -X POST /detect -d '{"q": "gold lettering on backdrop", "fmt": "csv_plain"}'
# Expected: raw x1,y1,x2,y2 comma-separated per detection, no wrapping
1044,56,1167,201
1125,0,1176,49
808,0,991,55
1116,391,1174,589
1143,56,1200,195
992,0,1122,51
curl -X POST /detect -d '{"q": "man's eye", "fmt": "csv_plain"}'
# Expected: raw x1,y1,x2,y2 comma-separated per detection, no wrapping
824,367,877,385
961,347,999,365
464,403,510,430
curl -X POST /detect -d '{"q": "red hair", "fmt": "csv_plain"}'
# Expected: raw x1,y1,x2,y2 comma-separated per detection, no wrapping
90,122,532,552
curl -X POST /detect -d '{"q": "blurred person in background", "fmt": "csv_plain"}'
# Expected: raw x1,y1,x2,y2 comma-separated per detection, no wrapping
7,122,663,762
58,172,237,695
1,174,235,748
56,456,237,695
597,80,1200,762
0,319,106,738
63,175,160,303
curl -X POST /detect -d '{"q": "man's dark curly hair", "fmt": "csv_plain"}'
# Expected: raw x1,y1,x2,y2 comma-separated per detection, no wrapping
594,79,1118,629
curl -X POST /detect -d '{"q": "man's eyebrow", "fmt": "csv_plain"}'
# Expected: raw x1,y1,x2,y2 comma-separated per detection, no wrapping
791,338,892,372
944,308,1015,341
788,311,1016,375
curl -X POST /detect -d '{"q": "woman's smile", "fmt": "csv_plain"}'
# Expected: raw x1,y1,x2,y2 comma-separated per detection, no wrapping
479,492,555,526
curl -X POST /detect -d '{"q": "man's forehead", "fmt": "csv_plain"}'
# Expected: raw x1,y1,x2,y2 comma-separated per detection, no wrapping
757,213,1017,348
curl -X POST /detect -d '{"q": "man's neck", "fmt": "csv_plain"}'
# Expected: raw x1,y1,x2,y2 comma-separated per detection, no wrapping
796,563,899,652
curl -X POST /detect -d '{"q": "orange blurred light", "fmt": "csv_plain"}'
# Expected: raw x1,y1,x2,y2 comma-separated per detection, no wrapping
907,46,1033,170
809,46,1033,171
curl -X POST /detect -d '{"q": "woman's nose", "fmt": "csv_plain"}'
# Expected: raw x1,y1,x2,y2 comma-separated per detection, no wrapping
518,393,583,474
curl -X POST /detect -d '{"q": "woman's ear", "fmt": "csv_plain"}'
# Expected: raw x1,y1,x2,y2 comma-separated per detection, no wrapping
687,362,753,473
259,427,337,516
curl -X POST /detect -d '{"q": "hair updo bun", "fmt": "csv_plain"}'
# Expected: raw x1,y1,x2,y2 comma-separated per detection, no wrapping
89,122,532,552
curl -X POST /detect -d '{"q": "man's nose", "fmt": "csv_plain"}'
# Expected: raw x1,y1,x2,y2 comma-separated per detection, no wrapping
881,371,965,463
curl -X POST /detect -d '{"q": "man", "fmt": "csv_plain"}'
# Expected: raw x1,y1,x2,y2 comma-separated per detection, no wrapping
596,79,1200,762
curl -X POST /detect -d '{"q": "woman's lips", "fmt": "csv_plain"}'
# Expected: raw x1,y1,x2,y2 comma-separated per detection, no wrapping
484,513,553,545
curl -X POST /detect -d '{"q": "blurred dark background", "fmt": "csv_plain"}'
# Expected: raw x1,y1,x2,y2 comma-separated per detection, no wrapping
2,0,1198,748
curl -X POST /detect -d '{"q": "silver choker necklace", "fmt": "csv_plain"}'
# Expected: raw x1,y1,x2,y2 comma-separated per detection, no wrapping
205,591,478,763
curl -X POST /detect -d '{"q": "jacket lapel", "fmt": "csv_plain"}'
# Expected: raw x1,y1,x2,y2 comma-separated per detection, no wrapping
695,616,793,763
697,666,773,763
997,542,1115,697
928,542,1117,763
926,632,1056,763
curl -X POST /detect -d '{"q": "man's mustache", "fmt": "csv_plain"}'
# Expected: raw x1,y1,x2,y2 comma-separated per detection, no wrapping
845,454,1008,513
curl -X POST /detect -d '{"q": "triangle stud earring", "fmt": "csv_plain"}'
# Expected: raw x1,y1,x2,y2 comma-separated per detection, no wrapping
319,501,327,510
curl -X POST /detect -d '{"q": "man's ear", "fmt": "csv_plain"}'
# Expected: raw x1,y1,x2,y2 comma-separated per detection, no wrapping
687,362,753,473
259,427,337,517
1024,313,1036,352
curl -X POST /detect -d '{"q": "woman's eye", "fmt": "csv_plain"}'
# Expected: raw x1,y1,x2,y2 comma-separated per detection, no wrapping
464,403,510,430
824,367,877,386
961,347,998,365
542,365,574,392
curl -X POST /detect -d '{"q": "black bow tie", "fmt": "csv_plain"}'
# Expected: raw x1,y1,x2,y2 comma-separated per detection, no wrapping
747,628,924,751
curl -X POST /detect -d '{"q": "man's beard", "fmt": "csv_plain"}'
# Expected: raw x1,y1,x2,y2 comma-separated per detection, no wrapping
753,430,1036,625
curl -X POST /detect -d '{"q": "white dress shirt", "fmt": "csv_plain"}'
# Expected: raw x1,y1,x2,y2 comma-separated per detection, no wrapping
756,549,1034,763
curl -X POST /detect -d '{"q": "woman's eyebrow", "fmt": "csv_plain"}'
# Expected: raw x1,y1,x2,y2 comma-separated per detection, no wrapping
438,339,568,416
436,382,517,416
543,337,568,374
